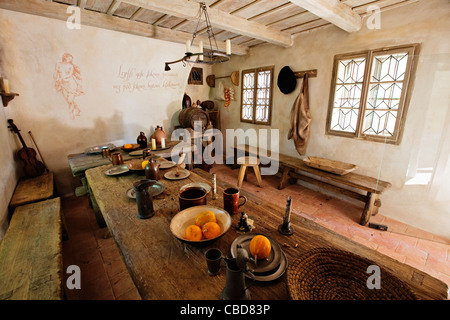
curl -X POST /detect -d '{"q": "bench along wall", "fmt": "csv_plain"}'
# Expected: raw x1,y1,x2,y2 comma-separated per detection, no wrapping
213,0,450,239
0,9,194,239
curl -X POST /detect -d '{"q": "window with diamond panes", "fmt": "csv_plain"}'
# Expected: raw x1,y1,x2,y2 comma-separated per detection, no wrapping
327,45,418,144
240,66,274,125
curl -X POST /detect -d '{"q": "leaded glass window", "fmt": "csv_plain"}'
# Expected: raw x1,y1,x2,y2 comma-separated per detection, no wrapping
327,45,418,144
240,66,274,125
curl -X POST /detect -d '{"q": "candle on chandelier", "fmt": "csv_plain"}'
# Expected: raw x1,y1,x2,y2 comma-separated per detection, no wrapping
226,39,231,55
186,40,191,53
198,41,204,61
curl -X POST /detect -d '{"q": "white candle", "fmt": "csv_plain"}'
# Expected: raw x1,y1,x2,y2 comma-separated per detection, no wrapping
198,41,203,61
225,39,231,55
161,138,165,149
151,138,156,150
186,40,191,53
3,79,10,93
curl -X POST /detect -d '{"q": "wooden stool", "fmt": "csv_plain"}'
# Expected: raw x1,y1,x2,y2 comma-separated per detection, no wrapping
237,156,263,188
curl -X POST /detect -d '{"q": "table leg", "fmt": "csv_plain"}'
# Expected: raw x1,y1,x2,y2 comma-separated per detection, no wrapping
279,166,292,190
360,192,379,226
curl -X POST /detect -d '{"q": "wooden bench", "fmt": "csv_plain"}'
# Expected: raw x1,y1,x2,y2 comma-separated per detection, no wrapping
0,197,63,300
233,144,392,226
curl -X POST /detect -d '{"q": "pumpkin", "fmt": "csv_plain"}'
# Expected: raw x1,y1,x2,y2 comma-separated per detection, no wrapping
201,222,221,239
194,211,216,227
249,235,271,260
185,225,202,241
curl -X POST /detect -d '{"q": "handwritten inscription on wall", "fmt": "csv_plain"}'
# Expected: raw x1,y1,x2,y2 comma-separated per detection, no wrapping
113,65,182,94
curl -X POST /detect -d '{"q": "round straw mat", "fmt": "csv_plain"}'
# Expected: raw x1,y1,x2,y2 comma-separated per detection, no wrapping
287,248,417,300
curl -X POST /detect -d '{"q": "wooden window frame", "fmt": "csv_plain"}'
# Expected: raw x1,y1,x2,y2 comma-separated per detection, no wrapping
240,66,274,125
326,44,420,145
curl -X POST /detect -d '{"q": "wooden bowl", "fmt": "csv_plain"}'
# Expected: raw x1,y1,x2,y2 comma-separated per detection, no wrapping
170,205,231,247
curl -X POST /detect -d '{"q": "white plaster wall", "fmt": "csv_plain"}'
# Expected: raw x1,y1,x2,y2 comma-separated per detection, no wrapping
0,9,194,205
213,0,450,238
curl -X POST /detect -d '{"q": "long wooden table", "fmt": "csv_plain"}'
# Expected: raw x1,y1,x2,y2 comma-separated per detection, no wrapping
85,166,448,300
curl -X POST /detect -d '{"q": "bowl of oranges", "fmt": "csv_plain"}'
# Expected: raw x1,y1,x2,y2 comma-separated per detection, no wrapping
170,205,231,246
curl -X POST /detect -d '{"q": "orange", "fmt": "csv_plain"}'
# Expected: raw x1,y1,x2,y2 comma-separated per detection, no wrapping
249,235,271,260
185,225,202,241
201,222,221,239
141,160,149,169
124,143,133,149
194,211,216,227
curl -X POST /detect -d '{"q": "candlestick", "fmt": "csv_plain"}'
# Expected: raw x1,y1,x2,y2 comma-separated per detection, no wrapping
161,138,165,149
278,196,294,235
151,138,156,150
212,173,217,200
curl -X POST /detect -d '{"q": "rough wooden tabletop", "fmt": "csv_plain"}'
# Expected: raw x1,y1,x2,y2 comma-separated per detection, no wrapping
85,165,448,300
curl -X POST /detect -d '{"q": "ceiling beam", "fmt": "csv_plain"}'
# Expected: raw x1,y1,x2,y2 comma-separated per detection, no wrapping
0,0,248,55
289,0,362,32
121,0,293,47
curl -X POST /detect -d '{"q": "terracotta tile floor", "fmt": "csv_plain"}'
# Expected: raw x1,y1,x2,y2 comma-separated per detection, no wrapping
61,164,450,300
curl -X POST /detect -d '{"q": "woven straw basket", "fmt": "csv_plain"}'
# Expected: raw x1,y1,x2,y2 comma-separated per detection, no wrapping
286,248,417,300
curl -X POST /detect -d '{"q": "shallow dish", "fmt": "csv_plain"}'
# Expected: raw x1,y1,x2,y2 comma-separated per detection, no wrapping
230,234,282,273
85,143,116,154
104,165,129,176
170,205,231,247
127,160,145,172
164,169,190,180
126,181,165,199
121,144,140,152
158,160,176,169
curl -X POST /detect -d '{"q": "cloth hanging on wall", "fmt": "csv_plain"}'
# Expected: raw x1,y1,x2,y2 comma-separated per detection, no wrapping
288,74,311,155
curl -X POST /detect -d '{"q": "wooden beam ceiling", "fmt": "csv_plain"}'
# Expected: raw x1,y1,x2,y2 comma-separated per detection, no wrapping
0,0,248,55
121,0,293,47
289,0,362,32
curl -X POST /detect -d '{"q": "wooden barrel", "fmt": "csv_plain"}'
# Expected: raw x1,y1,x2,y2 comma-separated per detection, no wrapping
178,107,210,129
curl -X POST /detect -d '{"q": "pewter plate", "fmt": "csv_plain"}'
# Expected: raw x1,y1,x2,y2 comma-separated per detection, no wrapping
126,181,166,199
104,165,130,176
85,143,116,154
230,234,282,274
164,169,190,180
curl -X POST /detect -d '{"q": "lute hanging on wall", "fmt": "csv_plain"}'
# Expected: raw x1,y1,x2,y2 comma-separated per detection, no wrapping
8,119,46,178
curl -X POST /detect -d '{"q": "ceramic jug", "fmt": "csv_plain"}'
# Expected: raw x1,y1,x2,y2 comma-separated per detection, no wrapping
137,132,147,149
151,126,166,147
145,159,160,180
133,180,157,219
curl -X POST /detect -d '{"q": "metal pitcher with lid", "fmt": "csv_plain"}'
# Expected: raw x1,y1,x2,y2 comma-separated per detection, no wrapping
220,245,255,300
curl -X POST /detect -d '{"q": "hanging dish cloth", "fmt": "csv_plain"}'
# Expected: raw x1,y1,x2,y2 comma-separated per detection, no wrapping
288,74,311,156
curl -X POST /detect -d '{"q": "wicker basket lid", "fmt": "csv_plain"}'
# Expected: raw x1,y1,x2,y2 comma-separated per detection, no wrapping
286,248,417,300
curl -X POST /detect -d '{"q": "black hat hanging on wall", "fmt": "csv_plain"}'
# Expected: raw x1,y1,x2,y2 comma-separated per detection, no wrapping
277,66,297,94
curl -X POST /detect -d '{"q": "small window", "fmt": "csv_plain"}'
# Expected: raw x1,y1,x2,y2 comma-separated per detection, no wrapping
240,66,274,125
326,44,419,144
